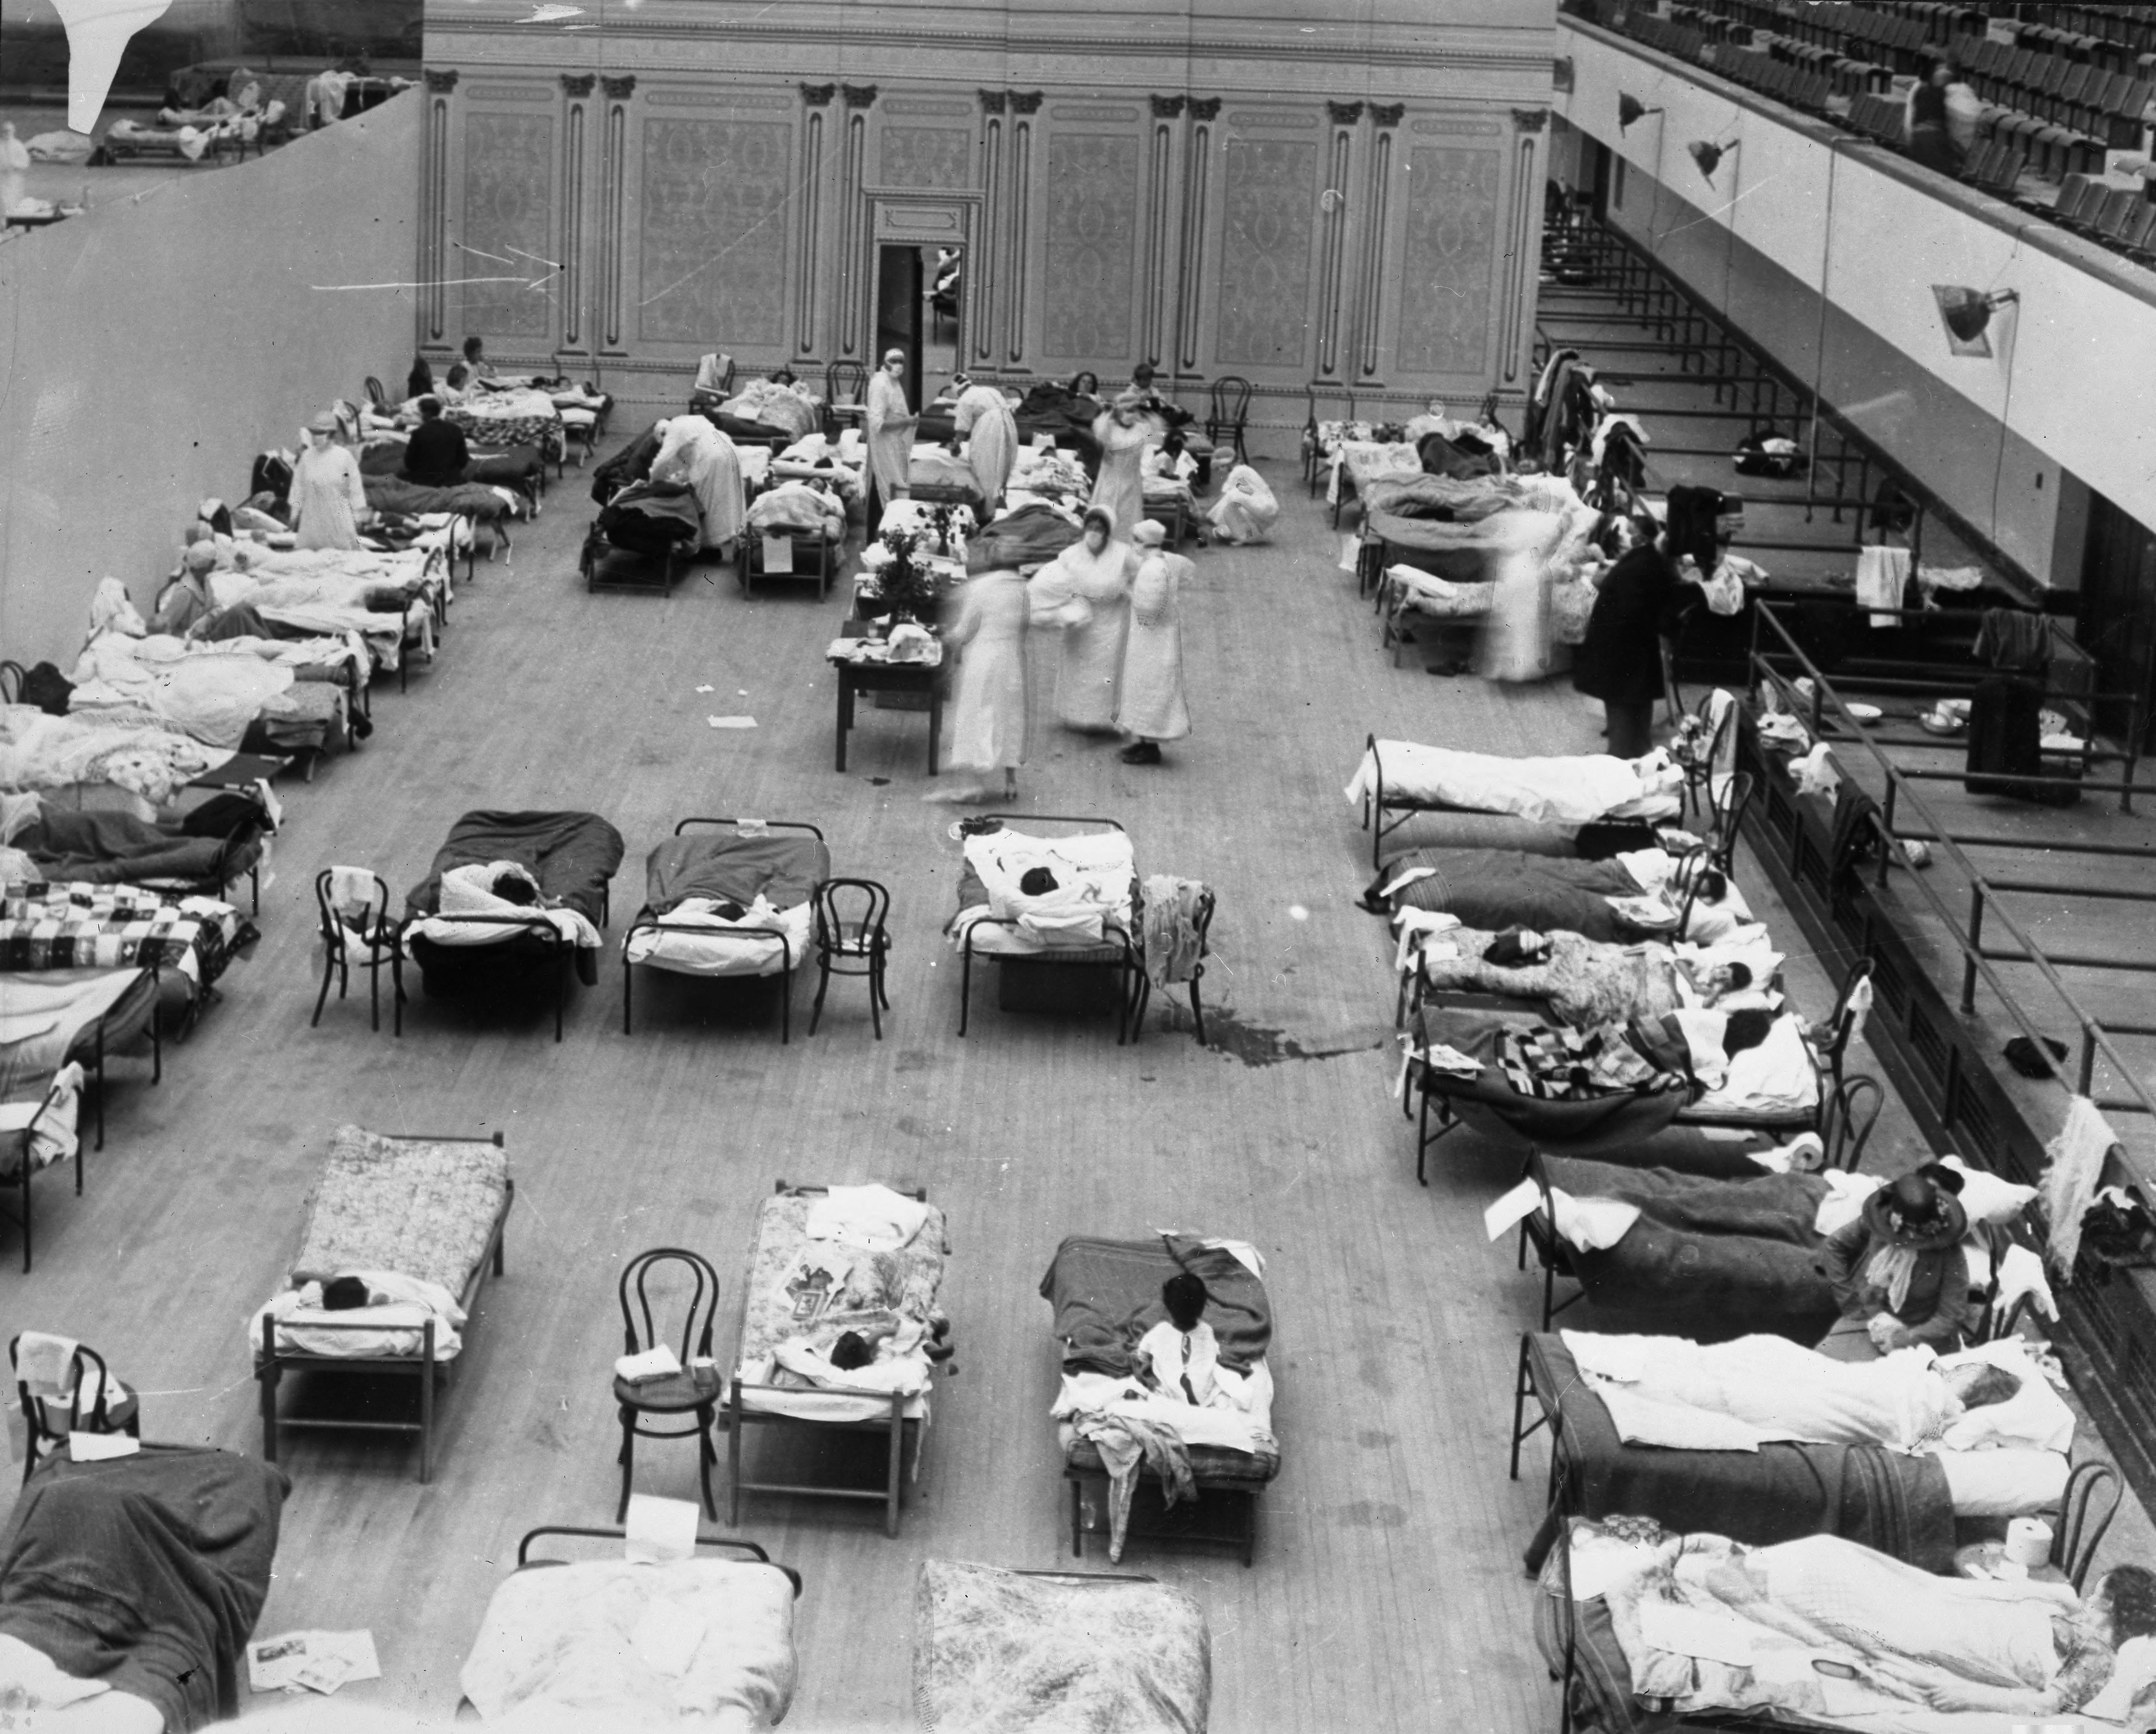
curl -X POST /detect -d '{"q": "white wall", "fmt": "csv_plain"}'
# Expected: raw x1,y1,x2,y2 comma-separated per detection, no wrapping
0,93,420,667
1558,17,2156,579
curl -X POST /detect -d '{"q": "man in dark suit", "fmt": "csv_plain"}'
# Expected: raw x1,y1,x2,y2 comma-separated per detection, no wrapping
400,396,470,488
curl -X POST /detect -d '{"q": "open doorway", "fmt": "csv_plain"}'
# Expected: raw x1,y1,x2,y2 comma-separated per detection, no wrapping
873,243,960,410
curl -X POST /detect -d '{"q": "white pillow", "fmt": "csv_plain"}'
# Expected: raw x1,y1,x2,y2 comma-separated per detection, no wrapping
1942,1155,2036,1226
1931,1446,2069,1519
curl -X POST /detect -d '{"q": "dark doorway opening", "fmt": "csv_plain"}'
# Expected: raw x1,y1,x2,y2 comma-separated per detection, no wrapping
873,244,961,411
2077,491,2156,750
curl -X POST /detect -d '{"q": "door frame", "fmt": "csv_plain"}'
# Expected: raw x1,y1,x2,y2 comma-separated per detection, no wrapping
862,188,982,373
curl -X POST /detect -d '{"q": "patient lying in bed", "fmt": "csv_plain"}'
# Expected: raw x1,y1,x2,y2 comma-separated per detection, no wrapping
405,862,600,952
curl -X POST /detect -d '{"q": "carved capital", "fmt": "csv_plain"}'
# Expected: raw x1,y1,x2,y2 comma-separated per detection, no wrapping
1150,93,1187,120
1326,100,1365,126
977,88,1008,114
1188,97,1221,121
1008,90,1044,115
842,83,879,109
800,82,835,107
1369,102,1405,128
559,73,595,97
1552,56,1575,93
1512,106,1549,133
423,68,459,93
600,74,636,100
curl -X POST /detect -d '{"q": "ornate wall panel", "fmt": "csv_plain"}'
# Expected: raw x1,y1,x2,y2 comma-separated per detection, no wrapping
880,126,972,189
1396,144,1502,376
461,112,554,339
1040,132,1140,363
1213,137,1317,370
636,119,794,345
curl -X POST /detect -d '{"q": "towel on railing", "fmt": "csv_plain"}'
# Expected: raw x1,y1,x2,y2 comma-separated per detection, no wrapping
1141,875,1207,987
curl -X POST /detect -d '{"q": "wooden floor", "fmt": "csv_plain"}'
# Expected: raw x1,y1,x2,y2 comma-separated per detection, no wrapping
11,427,2148,1730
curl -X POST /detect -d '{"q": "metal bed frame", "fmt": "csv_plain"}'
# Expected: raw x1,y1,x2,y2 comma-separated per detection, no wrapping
254,1129,511,1485
622,818,825,1044
725,1179,940,1539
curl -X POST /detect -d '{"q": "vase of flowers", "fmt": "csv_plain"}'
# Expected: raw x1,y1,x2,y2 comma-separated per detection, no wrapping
871,526,940,624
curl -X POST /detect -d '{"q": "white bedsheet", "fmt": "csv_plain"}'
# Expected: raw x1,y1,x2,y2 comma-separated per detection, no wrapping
407,863,601,952
1052,1360,1277,1454
252,1270,465,1360
1346,740,1682,825
460,1558,796,1730
624,896,808,978
950,827,1135,955
1689,1013,1818,1116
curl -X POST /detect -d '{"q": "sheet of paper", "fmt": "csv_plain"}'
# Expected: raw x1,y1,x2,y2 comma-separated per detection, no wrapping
1637,1600,1758,1666
68,1430,139,1462
248,1630,377,1694
625,1493,701,1564
761,535,793,575
1484,1177,1543,1242
706,716,757,729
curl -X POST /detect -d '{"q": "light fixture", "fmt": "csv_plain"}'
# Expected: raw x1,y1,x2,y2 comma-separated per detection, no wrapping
1931,284,2018,356
1689,138,1739,181
1618,94,1663,132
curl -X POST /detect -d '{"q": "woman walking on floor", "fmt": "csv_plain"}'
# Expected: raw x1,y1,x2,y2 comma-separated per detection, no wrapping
926,536,1031,806
1028,505,1135,733
1115,520,1192,765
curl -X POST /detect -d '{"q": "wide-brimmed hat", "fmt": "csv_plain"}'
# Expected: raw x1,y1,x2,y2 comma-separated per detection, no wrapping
305,411,338,434
1860,1163,1968,1251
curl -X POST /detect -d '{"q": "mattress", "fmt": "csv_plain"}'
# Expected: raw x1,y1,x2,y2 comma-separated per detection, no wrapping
1328,440,1421,505
0,883,249,992
1420,926,1682,1029
405,809,625,988
949,828,1136,958
287,1124,510,1295
461,1556,797,1728
1383,848,1641,939
0,967,157,1104
1348,740,1682,828
734,1186,949,1423
1042,1235,1280,1483
627,829,829,979
1523,1334,1956,1570
15,807,263,893
912,1562,1211,1734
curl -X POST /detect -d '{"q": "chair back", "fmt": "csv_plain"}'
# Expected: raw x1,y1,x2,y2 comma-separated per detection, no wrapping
364,376,388,411
1709,770,1756,869
1819,1073,1883,1172
1209,375,1252,426
619,1247,720,1365
815,877,890,952
827,359,868,408
2054,1459,2121,1591
316,867,392,954
0,661,22,705
694,353,736,399
10,1334,119,1440
1817,955,1875,1078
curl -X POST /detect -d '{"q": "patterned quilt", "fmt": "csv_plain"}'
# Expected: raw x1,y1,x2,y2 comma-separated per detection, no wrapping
449,397,563,463
0,883,250,988
289,1124,510,1293
1496,1020,1675,1101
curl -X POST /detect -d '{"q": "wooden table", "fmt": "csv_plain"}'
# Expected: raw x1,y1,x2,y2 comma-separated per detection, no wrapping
830,631,943,776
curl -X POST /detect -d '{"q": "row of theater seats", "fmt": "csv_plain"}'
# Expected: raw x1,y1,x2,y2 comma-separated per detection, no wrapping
1957,38,2155,146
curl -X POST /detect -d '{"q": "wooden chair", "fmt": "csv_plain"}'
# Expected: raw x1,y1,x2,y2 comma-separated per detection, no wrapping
10,1335,138,1482
1818,1072,1884,1171
614,1247,723,1522
311,867,404,1035
0,660,22,703
825,360,869,438
2054,1459,2122,1590
690,352,736,415
809,878,892,1040
0,1075,80,1273
1205,376,1253,469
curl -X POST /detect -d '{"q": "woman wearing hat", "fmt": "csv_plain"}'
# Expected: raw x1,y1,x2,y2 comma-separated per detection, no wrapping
865,348,919,523
1114,520,1191,765
948,374,1018,514
1815,1163,1976,1361
1028,505,1135,733
291,412,369,551
155,543,224,636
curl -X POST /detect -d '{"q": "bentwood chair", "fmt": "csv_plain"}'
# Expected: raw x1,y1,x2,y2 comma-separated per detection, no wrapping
363,376,388,412
10,1334,139,1484
312,867,405,1035
825,360,870,438
1206,376,1253,469
614,1248,722,1521
809,878,893,1039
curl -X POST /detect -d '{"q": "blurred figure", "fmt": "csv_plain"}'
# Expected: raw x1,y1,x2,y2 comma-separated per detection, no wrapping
1115,521,1192,765
1205,464,1278,546
1029,506,1135,733
928,539,1031,805
1088,392,1158,538
949,373,1018,512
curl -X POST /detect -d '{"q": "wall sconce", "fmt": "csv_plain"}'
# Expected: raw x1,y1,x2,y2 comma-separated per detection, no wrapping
1689,138,1740,181
1932,285,2018,357
1618,94,1663,131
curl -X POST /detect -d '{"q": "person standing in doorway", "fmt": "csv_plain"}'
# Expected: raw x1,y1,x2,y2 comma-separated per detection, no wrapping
865,347,918,524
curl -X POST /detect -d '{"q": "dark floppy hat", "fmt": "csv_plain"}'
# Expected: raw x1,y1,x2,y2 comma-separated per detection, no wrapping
1860,1163,1968,1252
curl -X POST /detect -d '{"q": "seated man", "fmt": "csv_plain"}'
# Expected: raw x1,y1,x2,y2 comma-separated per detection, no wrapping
1135,1273,1254,1411
400,396,471,488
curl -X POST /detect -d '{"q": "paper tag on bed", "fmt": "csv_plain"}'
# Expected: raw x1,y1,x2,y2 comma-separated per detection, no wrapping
1484,1178,1544,1242
625,1493,700,1564
762,535,794,574
1338,535,1359,574
68,1430,139,1462
737,817,769,837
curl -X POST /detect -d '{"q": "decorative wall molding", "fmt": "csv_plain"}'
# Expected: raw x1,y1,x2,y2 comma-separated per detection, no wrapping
1151,94,1187,119
1052,105,1141,123
842,83,879,108
1512,107,1549,132
421,86,452,343
1177,110,1211,372
839,106,869,355
1326,101,1364,125
1317,117,1353,377
797,102,825,354
801,82,836,107
561,94,587,350
1189,97,1222,122
885,98,973,117
1370,102,1406,128
1009,91,1044,115
1412,117,1504,135
1356,123,1395,378
1006,107,1031,364
1143,110,1177,366
976,107,1004,364
424,68,459,93
560,73,595,97
465,82,554,103
1501,129,1538,385
644,89,792,109
600,74,637,99
1227,111,1320,129
600,90,628,348
978,89,1007,114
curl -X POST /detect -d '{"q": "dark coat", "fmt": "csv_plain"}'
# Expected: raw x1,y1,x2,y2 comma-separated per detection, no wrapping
401,417,472,488
1572,543,1687,706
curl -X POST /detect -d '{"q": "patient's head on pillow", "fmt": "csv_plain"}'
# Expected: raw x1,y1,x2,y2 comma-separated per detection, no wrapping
1019,866,1059,896
1941,1361,2021,1410
829,1331,875,1371
1162,1272,1210,1332
1482,927,1550,969
446,363,470,389
322,1276,371,1311
1693,868,1728,904
713,900,747,921
1722,1007,1775,1055
2095,1565,2156,1644
491,869,540,907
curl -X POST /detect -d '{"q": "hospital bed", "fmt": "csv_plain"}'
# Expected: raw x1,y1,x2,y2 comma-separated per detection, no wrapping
448,389,566,471
254,1124,512,1482
623,818,830,1043
947,816,1150,1043
457,1525,800,1728
583,478,702,592
1041,1234,1279,1567
739,480,848,599
0,880,253,1037
7,789,272,912
913,1561,1212,1733
402,809,625,1041
1319,432,1422,526
0,963,160,1164
1350,736,1685,867
727,1180,951,1538
0,1445,286,1732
